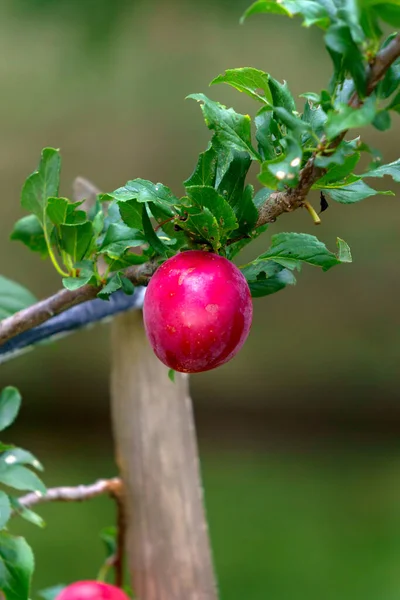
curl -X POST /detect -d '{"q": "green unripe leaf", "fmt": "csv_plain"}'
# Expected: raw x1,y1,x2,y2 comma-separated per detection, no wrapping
46,197,86,226
10,215,48,257
21,148,60,226
211,67,273,104
58,221,94,264
0,533,34,600
99,223,145,258
0,388,21,432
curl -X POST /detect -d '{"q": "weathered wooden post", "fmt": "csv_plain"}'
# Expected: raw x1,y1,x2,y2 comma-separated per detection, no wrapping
75,178,218,600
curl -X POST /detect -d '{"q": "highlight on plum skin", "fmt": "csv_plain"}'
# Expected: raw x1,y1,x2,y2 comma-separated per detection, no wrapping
55,580,130,600
143,250,253,373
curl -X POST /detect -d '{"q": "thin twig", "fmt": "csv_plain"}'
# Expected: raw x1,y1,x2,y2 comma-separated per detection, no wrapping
0,261,157,346
114,488,126,588
1,34,400,347
17,477,122,509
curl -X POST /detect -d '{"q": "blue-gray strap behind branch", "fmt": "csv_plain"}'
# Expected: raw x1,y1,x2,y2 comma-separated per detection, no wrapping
0,288,145,364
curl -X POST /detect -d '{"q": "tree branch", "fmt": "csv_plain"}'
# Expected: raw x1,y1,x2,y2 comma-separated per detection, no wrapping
0,261,157,346
16,477,122,509
256,33,400,228
1,35,400,349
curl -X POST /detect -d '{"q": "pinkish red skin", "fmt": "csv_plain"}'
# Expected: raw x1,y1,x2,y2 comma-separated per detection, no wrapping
56,581,130,600
143,250,253,373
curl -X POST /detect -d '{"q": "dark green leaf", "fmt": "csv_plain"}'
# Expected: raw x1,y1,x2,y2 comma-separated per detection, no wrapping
226,225,268,260
103,253,148,271
21,148,60,226
46,198,86,226
255,110,278,160
301,101,327,142
272,106,311,137
97,273,134,301
0,492,11,529
0,533,34,600
178,204,220,251
372,110,391,130
0,277,37,320
211,67,272,104
118,198,145,230
325,96,376,138
325,24,367,96
259,136,303,188
313,152,361,186
186,186,238,238
142,205,173,257
184,145,217,188
314,137,361,168
58,222,93,263
10,216,47,257
322,179,394,202
241,260,296,297
375,2,400,27
257,232,351,271
99,223,145,258
268,76,296,113
62,261,96,291
188,93,261,161
0,388,21,432
110,179,177,215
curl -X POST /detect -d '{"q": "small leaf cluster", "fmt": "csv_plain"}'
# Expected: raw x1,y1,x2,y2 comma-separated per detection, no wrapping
0,386,46,600
6,0,400,307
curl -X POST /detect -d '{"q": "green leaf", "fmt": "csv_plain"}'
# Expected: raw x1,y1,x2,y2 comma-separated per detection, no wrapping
0,492,11,529
0,277,37,320
1,448,43,471
9,497,45,529
46,198,86,226
372,110,392,130
313,152,361,186
21,148,60,226
0,533,34,600
387,89,400,112
259,136,303,188
257,232,351,271
375,2,400,27
361,157,400,181
241,260,296,297
322,179,394,202
314,137,361,168
168,369,176,383
301,101,327,142
211,67,272,104
255,110,278,161
99,223,145,258
186,186,238,238
110,179,177,215
325,24,367,96
100,526,117,559
272,106,311,137
268,76,296,113
58,222,93,264
10,216,48,257
188,93,261,161
0,388,21,432
0,463,46,495
178,204,220,251
62,261,96,291
325,96,376,139
241,0,290,23
118,198,143,230
336,237,352,263
38,586,66,600
97,273,135,301
142,205,173,257
184,145,217,188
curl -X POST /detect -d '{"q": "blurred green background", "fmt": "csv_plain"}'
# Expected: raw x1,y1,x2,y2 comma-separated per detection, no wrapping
2,0,400,598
